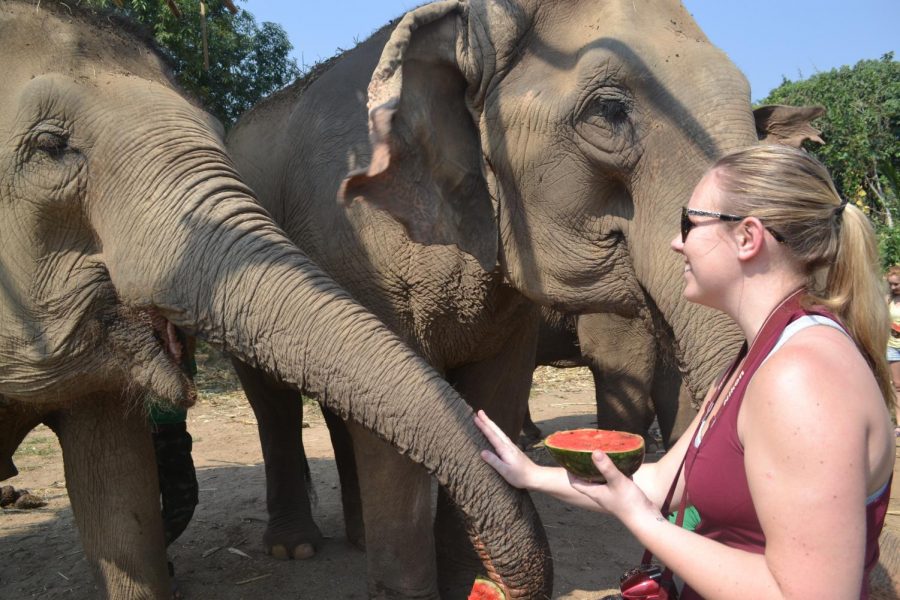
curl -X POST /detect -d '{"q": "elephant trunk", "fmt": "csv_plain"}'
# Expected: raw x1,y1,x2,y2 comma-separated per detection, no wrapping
193,222,554,599
631,89,759,405
101,155,553,597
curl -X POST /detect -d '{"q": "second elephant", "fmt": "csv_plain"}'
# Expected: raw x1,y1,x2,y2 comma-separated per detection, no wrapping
228,0,757,598
226,1,822,597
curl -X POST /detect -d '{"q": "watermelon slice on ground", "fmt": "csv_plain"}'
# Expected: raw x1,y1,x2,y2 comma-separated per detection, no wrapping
468,576,506,600
544,429,645,483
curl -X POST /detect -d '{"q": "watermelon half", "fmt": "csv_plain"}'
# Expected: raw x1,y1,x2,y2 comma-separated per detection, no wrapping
544,429,645,483
468,576,506,600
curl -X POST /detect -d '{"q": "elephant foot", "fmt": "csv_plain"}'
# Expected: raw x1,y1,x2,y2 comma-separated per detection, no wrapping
345,512,366,550
168,561,185,600
517,420,544,450
262,519,323,560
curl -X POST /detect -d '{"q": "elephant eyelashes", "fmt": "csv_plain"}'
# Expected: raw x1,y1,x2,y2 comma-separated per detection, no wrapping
596,99,629,124
584,97,631,127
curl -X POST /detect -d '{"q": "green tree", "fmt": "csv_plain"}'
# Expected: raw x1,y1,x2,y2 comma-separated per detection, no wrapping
84,0,300,127
757,53,900,268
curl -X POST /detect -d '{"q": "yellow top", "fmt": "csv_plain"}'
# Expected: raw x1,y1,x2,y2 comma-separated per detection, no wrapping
890,299,900,350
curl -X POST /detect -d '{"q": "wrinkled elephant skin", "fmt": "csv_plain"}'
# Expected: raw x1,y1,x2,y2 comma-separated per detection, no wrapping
1,3,552,599
223,0,804,598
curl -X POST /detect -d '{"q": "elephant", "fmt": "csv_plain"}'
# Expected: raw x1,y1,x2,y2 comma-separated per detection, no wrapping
225,1,836,597
0,3,552,599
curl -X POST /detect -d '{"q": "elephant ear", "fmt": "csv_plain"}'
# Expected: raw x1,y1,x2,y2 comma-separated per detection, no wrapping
338,1,498,271
753,104,826,147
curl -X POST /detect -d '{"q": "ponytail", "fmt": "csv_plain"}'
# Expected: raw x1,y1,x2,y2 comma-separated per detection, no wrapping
808,204,894,410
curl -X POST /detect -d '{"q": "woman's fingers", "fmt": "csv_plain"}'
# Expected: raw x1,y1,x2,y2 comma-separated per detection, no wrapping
591,450,622,482
474,409,515,452
476,410,536,489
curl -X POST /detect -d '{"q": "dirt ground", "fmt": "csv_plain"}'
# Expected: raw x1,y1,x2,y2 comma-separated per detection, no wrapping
2,348,898,599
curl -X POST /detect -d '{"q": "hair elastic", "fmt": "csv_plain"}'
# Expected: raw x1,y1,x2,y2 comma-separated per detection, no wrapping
834,199,848,218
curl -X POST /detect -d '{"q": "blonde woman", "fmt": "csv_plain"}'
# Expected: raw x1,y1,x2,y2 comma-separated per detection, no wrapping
476,145,894,599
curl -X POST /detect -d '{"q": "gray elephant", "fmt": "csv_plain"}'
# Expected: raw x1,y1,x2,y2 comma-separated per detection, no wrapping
0,3,551,599
223,1,836,597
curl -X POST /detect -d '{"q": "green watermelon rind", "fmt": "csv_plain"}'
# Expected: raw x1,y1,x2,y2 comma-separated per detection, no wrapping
544,429,645,484
468,575,506,600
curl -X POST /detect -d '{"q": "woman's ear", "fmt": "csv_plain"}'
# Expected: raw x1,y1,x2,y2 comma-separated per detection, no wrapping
735,217,768,261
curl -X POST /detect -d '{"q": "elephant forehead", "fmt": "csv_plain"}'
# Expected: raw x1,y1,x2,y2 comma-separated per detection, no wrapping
2,2,174,84
542,0,708,50
502,3,736,95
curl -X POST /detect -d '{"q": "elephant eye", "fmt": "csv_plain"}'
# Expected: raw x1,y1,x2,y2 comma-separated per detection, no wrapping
34,130,70,157
586,97,630,126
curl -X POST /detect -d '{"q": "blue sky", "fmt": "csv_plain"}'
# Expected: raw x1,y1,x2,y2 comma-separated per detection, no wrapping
240,1,898,101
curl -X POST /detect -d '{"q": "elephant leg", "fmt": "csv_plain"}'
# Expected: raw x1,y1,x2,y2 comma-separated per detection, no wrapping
518,404,543,449
437,313,540,598
48,394,169,599
650,360,696,448
231,359,322,559
578,313,657,440
347,421,438,599
321,405,365,549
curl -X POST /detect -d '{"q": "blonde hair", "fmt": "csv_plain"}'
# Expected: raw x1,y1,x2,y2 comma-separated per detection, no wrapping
713,145,893,410
887,265,900,280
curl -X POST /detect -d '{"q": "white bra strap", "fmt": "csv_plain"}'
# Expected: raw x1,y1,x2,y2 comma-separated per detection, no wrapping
763,315,848,366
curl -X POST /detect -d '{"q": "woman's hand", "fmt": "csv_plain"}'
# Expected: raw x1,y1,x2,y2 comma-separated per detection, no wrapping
474,410,540,490
568,450,658,524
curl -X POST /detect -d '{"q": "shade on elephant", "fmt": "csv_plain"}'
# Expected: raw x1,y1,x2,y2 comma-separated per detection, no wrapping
0,3,551,599
224,1,828,598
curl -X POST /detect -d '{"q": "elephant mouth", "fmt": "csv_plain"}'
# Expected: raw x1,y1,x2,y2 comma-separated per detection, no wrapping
145,308,188,368
138,307,197,409
101,302,198,411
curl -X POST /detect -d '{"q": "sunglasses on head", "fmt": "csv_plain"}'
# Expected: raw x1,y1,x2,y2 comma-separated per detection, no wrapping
680,207,785,244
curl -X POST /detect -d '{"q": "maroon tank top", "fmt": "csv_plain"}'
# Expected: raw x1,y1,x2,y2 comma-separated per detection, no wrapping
678,290,892,600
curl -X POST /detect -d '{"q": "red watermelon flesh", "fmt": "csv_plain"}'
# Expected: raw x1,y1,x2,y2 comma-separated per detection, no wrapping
544,429,645,483
468,576,506,600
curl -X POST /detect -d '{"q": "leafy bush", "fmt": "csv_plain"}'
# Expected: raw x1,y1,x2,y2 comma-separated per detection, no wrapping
84,0,300,127
757,53,900,268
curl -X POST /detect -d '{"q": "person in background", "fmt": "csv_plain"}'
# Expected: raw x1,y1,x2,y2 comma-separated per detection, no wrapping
477,145,894,599
150,334,199,597
886,265,900,436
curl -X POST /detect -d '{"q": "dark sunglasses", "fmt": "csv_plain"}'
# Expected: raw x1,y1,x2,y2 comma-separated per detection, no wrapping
680,207,785,243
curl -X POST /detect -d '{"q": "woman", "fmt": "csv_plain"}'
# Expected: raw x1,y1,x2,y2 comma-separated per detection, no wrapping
887,265,900,436
476,145,895,599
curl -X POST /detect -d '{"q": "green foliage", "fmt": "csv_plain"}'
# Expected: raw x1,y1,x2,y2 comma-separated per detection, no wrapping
756,53,900,269
83,0,300,127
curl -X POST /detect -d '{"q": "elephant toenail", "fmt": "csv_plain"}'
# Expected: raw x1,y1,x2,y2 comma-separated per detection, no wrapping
292,544,315,559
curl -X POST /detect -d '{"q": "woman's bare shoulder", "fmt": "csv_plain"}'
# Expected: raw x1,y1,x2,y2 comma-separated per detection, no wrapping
742,325,879,442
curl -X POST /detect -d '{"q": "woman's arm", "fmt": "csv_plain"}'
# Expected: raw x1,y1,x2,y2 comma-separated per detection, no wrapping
736,331,878,598
475,374,716,513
